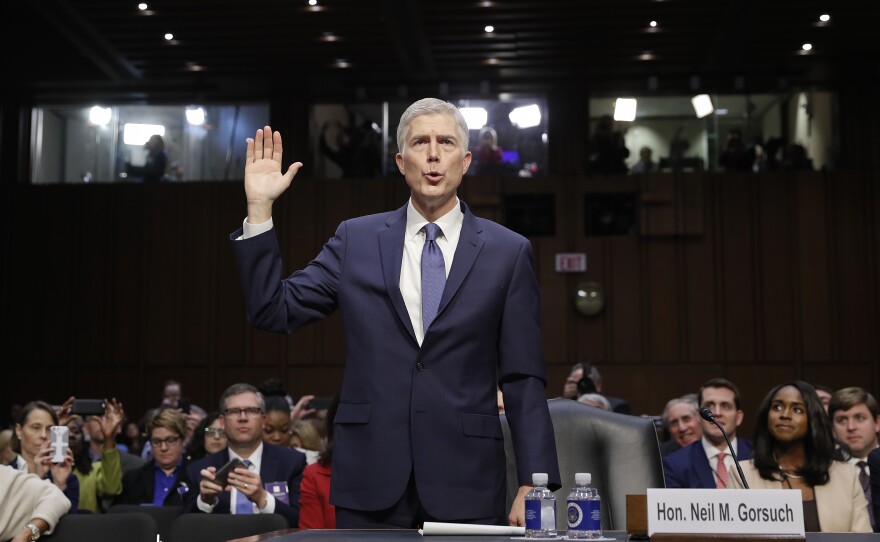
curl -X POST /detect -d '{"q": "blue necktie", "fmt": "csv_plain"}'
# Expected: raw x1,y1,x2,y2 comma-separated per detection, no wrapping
421,223,446,333
234,459,253,515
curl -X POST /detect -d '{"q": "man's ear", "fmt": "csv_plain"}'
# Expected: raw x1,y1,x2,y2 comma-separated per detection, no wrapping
395,153,405,174
462,151,472,174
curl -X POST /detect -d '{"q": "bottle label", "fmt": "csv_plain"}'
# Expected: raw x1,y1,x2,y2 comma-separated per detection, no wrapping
525,500,541,531
568,500,600,530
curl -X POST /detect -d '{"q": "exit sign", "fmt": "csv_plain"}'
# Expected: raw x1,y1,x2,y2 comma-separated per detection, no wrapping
555,253,587,272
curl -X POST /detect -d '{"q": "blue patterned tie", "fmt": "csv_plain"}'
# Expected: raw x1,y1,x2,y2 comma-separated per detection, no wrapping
421,223,446,333
234,459,253,515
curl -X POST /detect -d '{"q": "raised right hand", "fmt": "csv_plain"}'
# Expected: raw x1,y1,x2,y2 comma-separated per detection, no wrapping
245,125,303,224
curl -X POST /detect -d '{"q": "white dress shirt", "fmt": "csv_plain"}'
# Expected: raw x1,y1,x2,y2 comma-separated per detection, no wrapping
702,436,738,488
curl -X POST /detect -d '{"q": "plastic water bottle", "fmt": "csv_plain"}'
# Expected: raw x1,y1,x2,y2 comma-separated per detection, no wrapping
524,472,557,538
566,472,601,539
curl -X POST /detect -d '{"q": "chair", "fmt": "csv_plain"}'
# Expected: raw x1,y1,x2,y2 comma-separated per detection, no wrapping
168,513,289,542
107,504,182,542
501,398,665,530
49,512,158,542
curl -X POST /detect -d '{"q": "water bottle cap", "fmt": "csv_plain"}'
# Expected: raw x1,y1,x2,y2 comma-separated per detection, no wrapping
532,472,549,485
575,472,591,485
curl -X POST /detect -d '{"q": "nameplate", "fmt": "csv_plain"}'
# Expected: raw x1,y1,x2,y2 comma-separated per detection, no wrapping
647,488,805,536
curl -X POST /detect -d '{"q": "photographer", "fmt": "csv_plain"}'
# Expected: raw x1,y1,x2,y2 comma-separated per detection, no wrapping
561,362,631,414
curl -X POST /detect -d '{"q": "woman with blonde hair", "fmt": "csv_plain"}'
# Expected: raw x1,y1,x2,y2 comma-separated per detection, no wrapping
289,419,323,465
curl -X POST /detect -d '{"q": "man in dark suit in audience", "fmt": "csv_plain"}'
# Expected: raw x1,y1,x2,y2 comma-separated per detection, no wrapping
659,394,702,457
663,378,752,488
117,408,192,506
184,383,306,528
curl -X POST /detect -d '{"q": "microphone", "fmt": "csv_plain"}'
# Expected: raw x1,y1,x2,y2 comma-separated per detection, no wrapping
699,407,750,489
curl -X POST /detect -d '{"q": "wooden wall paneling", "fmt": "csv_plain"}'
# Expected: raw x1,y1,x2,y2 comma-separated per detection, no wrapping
647,363,728,411
801,362,875,393
215,183,252,368
718,173,758,363
644,239,682,363
680,173,705,236
757,175,797,363
75,185,115,365
573,236,607,363
639,173,676,236
794,172,833,363
142,185,185,364
40,187,81,367
682,179,718,363
831,171,872,363
607,237,641,363
534,235,570,364
177,183,216,365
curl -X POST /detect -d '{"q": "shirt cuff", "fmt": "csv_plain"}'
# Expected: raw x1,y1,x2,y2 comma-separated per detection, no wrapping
197,495,218,513
258,491,276,514
239,217,274,240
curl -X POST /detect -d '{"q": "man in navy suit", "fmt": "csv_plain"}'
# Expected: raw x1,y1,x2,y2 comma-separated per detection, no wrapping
663,378,752,488
229,98,560,528
184,383,306,528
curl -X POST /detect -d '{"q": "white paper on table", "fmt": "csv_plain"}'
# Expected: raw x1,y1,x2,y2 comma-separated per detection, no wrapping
418,522,526,536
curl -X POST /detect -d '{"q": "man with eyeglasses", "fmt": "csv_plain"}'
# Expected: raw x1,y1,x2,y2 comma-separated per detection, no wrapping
116,408,194,507
663,378,752,488
184,383,306,528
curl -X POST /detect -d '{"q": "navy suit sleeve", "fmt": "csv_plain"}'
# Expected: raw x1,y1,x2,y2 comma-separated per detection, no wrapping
869,448,880,532
663,454,684,488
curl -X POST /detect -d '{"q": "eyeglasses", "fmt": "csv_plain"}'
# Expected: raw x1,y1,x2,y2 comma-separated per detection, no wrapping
224,407,263,418
204,427,225,436
150,436,181,447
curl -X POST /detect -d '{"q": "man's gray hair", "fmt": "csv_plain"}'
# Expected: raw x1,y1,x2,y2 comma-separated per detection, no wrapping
662,393,698,422
219,383,265,413
396,98,470,156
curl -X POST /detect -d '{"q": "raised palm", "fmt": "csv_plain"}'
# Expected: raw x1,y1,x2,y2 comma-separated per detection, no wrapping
244,126,303,206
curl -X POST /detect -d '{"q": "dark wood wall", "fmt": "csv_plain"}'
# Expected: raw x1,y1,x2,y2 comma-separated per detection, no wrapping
2,170,878,436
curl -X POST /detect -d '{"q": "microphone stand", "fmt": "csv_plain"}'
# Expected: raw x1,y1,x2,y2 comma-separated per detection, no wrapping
699,407,750,489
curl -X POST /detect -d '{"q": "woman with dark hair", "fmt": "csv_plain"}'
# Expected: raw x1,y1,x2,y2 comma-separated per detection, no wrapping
731,380,870,532
9,401,79,513
186,411,226,462
298,396,338,529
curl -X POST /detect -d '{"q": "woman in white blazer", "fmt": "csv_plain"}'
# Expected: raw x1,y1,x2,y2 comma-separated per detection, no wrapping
730,380,870,532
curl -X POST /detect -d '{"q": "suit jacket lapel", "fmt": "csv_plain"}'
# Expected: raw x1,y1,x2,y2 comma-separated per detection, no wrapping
694,445,716,489
437,202,484,316
379,205,416,343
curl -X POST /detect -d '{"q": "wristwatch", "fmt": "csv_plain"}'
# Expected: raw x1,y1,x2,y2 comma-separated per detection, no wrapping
25,523,41,541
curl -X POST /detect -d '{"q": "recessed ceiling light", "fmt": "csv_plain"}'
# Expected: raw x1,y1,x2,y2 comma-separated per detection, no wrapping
138,3,148,10
164,33,174,40
649,20,657,28
485,25,494,33
333,59,351,68
308,0,317,5
802,43,813,51
819,14,830,22
320,31,338,42
485,57,499,65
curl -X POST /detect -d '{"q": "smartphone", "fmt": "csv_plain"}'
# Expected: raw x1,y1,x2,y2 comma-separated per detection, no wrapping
49,426,69,463
306,397,333,410
213,458,245,488
178,397,192,414
71,399,105,416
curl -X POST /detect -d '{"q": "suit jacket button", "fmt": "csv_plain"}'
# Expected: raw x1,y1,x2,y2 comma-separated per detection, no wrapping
416,362,424,371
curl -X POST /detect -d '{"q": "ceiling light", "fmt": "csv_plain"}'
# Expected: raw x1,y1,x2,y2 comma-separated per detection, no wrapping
89,106,112,126
715,108,729,116
691,94,714,118
123,123,165,145
485,25,494,33
485,57,499,65
460,107,488,130
308,0,317,5
333,59,351,68
186,107,206,126
164,33,173,40
320,32,338,42
138,3,148,10
802,43,813,51
613,98,637,122
509,104,542,129
649,20,657,27
819,14,830,22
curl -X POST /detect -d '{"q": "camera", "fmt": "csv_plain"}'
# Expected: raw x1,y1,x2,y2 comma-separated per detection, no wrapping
576,376,597,395
71,399,105,416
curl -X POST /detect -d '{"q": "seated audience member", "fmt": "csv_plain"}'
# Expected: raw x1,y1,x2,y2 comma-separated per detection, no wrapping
119,421,146,458
9,401,79,513
868,448,880,532
829,387,880,529
578,393,611,410
299,397,339,529
0,429,16,465
562,362,631,414
117,408,193,506
0,465,71,542
263,396,293,448
289,420,323,465
629,146,657,174
732,380,870,532
184,383,307,528
187,412,227,462
660,394,702,457
813,384,833,413
664,378,751,488
69,398,125,513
